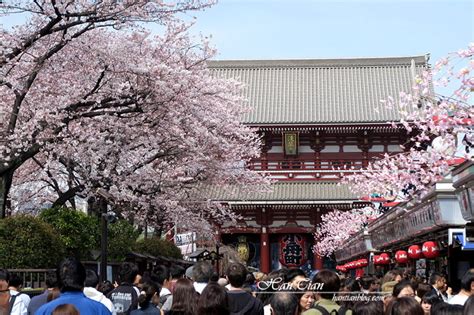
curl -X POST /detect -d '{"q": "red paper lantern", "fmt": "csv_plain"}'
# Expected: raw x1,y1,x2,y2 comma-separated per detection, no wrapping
422,241,440,259
359,258,368,267
373,255,381,265
395,250,409,264
380,253,390,264
408,245,423,259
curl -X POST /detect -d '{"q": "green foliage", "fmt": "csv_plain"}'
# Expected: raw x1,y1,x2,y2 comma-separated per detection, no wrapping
108,220,140,262
134,237,183,259
0,215,63,268
39,207,99,260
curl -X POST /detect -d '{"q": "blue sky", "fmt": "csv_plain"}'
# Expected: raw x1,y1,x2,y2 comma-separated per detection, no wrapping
183,0,473,63
1,0,472,63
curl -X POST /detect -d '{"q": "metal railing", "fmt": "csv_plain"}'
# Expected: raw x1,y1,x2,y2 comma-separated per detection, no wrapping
7,269,55,289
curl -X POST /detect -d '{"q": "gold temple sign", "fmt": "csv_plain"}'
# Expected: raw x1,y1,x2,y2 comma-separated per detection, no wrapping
283,132,299,156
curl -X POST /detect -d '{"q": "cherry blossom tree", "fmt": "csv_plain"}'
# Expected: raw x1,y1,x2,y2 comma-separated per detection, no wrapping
313,206,380,257
317,45,472,256
0,1,269,231
342,44,473,201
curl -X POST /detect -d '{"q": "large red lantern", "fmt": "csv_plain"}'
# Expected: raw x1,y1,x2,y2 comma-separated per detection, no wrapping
408,245,423,259
380,253,390,264
359,258,368,267
395,250,408,264
373,255,380,265
336,265,347,273
279,235,307,267
422,241,440,259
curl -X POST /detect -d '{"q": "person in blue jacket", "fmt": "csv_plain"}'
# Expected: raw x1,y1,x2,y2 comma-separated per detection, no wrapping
35,257,111,315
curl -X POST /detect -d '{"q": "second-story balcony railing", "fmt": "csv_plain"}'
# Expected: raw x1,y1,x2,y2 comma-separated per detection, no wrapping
248,159,366,171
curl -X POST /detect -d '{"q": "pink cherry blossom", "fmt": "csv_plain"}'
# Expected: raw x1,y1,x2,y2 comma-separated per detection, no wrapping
0,1,269,232
313,206,380,257
342,44,473,202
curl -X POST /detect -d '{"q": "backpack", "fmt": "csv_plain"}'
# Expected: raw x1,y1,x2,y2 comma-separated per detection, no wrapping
159,293,171,307
7,294,17,315
229,301,254,315
312,304,349,315
229,295,258,315
109,286,139,315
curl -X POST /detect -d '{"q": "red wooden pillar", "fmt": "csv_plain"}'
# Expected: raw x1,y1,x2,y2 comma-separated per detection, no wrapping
260,227,270,274
313,208,324,270
313,252,324,270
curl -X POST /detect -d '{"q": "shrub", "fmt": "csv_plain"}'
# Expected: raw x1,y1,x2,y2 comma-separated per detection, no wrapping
134,237,183,259
39,207,99,259
0,215,63,268
108,220,140,262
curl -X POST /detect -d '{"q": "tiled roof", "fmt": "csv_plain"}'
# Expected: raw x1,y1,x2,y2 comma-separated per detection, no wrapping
202,181,358,202
208,56,428,124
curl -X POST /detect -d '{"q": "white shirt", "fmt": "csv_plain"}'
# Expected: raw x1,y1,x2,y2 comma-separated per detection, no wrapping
434,288,448,302
159,287,171,297
83,287,116,315
449,293,469,306
193,282,207,294
10,289,30,309
8,291,27,315
263,304,272,315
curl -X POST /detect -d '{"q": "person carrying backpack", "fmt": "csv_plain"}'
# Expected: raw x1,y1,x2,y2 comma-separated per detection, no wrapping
226,263,263,315
0,269,27,315
302,270,351,315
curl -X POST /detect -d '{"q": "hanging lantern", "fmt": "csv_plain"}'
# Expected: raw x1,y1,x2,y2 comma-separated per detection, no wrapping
380,253,390,264
422,241,440,259
395,250,409,264
359,258,368,267
408,245,423,259
373,255,381,265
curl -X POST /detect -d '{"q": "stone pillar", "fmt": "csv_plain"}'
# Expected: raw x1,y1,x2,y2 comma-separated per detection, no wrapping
260,227,270,273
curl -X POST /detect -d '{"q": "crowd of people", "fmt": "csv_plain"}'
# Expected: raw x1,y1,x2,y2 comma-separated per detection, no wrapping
1,258,473,315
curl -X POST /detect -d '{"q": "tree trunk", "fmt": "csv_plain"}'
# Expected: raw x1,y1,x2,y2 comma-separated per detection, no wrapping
0,171,13,218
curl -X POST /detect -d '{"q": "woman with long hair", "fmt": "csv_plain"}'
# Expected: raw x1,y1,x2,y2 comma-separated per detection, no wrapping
197,282,229,315
131,281,163,315
166,278,199,315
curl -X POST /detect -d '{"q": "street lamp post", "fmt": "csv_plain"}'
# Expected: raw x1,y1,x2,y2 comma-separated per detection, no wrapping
99,198,108,283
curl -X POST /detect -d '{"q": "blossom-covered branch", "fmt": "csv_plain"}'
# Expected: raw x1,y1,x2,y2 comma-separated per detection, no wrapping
313,206,380,257
342,44,473,201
